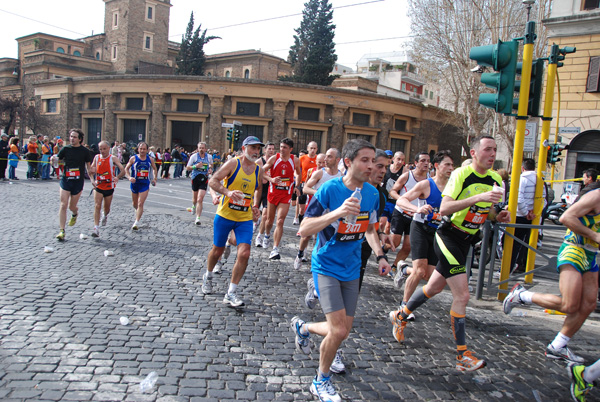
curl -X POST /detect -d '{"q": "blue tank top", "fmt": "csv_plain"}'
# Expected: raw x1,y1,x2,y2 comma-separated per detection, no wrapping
131,154,151,183
421,178,443,228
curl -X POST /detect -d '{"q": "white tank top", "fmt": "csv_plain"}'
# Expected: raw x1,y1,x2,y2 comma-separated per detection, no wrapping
395,171,430,212
315,168,343,190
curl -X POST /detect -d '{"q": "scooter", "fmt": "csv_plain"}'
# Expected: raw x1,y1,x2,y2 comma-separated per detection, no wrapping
545,201,568,225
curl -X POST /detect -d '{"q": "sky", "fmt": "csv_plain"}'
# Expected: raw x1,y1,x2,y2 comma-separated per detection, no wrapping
0,0,412,69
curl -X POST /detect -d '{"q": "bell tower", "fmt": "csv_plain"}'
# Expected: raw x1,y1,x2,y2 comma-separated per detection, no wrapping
103,0,172,73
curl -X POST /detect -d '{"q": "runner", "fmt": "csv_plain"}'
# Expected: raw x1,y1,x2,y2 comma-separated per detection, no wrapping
290,139,391,402
124,142,158,230
295,150,340,270
90,141,126,237
260,138,302,260
389,136,509,372
294,141,319,225
392,150,454,321
255,142,276,240
389,152,431,281
201,136,264,307
503,187,600,364
55,129,94,241
186,142,213,225
381,151,406,234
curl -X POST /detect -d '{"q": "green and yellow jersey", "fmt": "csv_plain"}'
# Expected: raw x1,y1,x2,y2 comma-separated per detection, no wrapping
442,165,502,234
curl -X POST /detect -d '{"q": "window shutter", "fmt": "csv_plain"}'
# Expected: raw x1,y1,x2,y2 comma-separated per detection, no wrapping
586,56,600,93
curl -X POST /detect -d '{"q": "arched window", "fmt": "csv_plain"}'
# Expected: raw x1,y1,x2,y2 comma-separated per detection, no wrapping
95,52,100,60
225,71,231,78
56,47,65,53
244,69,250,79
73,50,81,56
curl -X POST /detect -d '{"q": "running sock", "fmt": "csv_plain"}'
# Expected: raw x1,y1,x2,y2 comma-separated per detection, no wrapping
450,310,466,354
550,332,570,350
298,214,304,224
299,323,309,336
584,359,600,384
297,250,304,258
519,290,534,304
206,271,213,279
227,283,237,294
400,286,430,319
317,369,330,382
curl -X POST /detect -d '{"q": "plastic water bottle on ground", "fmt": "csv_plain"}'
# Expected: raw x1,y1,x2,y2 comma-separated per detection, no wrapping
44,246,54,253
119,316,130,325
80,233,88,239
345,188,362,224
139,371,158,392
104,250,114,257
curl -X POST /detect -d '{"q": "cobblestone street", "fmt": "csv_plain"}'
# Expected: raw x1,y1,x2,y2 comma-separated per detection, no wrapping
1,173,599,401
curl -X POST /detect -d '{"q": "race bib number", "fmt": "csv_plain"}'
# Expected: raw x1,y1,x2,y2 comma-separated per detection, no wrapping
137,169,149,178
336,212,369,242
66,168,80,180
97,172,111,183
275,178,290,191
463,205,490,229
228,194,252,212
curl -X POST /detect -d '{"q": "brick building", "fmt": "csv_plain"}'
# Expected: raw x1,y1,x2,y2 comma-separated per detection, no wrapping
0,0,463,159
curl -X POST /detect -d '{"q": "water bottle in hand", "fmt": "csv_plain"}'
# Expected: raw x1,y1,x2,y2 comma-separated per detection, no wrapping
345,187,362,224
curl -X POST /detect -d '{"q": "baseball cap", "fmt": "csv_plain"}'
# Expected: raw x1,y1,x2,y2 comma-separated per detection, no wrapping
242,136,265,147
1,133,8,138
385,150,393,157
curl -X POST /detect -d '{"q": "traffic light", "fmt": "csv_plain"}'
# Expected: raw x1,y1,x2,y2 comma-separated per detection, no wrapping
470,40,519,114
513,59,545,117
548,143,569,164
556,46,576,68
226,128,233,141
234,128,241,142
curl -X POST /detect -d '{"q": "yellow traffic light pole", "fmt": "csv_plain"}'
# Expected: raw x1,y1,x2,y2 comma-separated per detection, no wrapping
498,22,536,299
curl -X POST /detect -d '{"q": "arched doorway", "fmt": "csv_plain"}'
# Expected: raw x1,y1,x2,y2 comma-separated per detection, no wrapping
566,130,600,179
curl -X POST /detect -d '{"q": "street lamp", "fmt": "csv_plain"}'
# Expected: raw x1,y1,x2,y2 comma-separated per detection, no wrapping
523,0,535,22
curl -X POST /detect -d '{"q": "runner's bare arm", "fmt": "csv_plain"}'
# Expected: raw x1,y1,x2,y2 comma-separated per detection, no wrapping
396,180,431,214
560,190,600,244
208,158,243,202
303,169,323,196
150,157,157,185
112,156,126,180
365,223,391,276
439,191,502,216
389,172,410,200
124,157,135,181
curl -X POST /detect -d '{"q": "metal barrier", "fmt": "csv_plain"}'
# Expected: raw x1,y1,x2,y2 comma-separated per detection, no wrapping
471,220,564,299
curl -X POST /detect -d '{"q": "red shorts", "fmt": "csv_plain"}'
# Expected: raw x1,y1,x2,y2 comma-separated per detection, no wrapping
268,189,292,205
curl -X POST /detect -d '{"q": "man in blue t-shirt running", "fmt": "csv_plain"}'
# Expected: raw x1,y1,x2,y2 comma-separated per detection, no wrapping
290,139,391,402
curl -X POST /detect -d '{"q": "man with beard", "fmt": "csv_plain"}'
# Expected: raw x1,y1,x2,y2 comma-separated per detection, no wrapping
201,136,264,308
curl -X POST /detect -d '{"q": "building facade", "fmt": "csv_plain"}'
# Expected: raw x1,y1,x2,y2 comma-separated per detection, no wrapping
543,0,600,187
0,0,463,160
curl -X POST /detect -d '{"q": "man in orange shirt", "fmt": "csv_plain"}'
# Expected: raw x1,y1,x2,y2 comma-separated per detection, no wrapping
294,141,319,225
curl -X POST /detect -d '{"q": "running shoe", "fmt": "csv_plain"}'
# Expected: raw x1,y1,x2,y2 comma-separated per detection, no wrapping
389,265,397,279
394,271,407,289
269,247,281,260
310,375,341,402
293,217,299,225
253,216,261,231
195,217,201,226
223,292,244,308
100,213,107,226
132,221,139,231
546,344,585,364
388,310,407,343
223,245,231,261
568,362,594,402
302,256,308,262
406,312,415,321
305,278,318,310
294,255,302,270
456,350,487,372
261,236,270,249
92,227,100,238
330,350,346,374
503,283,525,315
68,214,77,226
290,316,311,354
201,272,213,294
213,262,222,274
255,233,263,247
56,229,65,241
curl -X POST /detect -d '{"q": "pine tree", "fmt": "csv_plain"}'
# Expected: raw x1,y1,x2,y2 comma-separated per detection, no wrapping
283,0,338,86
176,13,219,76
